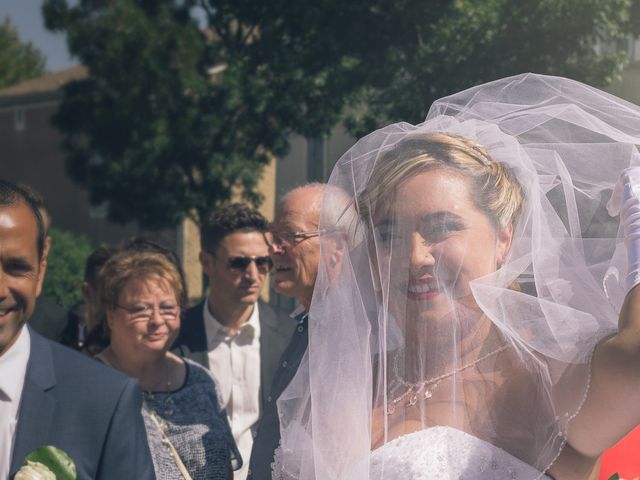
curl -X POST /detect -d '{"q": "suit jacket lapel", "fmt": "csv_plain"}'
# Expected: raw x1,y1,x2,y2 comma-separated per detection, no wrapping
10,330,57,476
258,302,291,405
174,301,209,368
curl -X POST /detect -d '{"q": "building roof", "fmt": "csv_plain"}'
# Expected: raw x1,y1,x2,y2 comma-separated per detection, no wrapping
0,65,88,108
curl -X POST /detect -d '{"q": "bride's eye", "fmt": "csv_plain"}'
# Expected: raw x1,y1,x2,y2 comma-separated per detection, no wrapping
420,220,465,243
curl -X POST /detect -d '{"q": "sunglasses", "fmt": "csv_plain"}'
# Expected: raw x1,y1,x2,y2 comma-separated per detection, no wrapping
226,255,273,272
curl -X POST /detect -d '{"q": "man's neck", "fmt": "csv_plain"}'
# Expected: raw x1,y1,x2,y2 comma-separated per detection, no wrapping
207,293,255,334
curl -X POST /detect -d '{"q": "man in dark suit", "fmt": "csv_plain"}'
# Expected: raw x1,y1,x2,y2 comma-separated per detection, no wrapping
0,180,154,479
249,184,329,480
19,186,70,344
172,203,293,480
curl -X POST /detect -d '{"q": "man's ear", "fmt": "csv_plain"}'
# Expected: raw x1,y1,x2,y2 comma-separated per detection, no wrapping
35,255,48,298
43,235,52,260
199,251,211,277
329,240,344,268
325,235,346,282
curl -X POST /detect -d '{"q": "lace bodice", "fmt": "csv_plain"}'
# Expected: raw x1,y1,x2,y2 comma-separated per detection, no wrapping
369,427,551,480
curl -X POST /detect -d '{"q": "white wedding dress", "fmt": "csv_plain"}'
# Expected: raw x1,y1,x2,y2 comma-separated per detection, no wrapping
369,427,551,480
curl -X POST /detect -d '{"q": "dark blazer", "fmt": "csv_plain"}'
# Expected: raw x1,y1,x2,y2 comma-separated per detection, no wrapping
172,299,295,406
248,314,308,480
9,328,155,480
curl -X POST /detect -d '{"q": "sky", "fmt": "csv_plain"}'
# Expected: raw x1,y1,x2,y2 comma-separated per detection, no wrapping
1,0,75,72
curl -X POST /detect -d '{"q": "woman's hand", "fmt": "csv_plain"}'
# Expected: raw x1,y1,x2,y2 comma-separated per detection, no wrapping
607,167,640,293
560,168,640,459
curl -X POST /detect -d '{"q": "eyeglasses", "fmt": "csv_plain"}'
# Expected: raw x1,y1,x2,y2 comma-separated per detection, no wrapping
268,230,321,248
113,303,179,322
226,255,273,273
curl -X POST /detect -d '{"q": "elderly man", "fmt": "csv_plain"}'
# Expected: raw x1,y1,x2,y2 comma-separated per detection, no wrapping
172,203,293,480
0,180,154,479
248,183,327,480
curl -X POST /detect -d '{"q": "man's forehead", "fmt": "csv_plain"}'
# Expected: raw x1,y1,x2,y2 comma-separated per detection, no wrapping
218,230,268,251
276,201,320,228
0,208,19,228
0,202,37,230
0,203,39,251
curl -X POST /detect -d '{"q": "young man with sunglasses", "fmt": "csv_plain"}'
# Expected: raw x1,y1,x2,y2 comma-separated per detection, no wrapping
172,203,294,480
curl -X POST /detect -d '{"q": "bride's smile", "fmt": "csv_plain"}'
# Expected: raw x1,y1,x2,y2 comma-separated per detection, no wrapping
374,168,512,326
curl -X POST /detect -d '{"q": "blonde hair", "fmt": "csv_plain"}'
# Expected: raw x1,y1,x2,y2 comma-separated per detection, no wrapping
358,133,524,230
93,250,184,343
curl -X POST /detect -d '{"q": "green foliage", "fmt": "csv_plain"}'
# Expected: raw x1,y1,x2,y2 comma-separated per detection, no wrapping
42,228,93,309
0,17,46,89
42,0,638,227
346,0,637,135
42,0,451,228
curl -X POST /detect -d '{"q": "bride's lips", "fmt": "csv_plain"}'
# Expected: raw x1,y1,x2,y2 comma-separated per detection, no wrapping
405,277,443,301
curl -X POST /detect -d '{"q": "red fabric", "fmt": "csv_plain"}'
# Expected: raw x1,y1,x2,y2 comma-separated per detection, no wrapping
600,425,640,479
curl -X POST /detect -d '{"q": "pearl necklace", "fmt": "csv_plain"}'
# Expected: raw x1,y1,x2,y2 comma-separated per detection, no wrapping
386,344,508,415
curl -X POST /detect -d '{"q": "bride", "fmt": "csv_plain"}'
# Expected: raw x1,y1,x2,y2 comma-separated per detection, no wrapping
272,74,640,479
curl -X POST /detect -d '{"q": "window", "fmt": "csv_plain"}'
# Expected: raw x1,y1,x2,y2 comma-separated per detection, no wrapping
14,109,25,132
306,137,325,182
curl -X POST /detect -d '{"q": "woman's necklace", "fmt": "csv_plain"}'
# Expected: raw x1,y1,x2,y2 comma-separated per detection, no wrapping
386,344,508,415
143,357,175,417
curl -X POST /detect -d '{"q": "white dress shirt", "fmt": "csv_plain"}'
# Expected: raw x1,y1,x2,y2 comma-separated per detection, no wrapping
0,326,31,480
203,300,261,480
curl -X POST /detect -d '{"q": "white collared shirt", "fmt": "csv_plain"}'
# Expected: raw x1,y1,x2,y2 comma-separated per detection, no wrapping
203,300,261,480
289,303,307,319
0,326,31,480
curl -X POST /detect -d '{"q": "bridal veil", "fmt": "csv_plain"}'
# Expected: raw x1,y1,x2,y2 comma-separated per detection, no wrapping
273,73,639,479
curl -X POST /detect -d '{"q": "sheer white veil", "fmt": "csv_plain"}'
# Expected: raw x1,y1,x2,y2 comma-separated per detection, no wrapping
273,73,639,479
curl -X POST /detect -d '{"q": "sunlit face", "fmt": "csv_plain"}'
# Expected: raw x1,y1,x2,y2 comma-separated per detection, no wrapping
107,276,180,355
0,203,46,356
269,190,321,309
201,231,269,306
373,169,512,325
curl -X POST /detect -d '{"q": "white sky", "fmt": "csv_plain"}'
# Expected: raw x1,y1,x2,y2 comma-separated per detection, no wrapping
0,0,75,73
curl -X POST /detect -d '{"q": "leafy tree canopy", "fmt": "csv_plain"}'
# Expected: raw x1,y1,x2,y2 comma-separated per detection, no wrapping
42,228,93,309
346,0,640,135
0,17,46,89
43,0,638,228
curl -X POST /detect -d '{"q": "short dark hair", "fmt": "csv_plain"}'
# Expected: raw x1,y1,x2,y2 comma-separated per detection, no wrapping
0,179,46,260
200,203,269,253
18,183,51,235
84,246,120,289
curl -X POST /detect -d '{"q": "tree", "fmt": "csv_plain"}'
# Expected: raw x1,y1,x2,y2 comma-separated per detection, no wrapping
42,0,453,229
43,0,636,229
42,228,93,309
0,17,46,89
346,0,637,135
